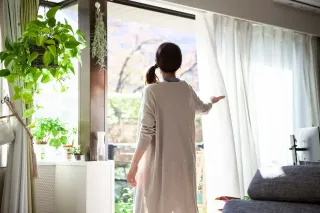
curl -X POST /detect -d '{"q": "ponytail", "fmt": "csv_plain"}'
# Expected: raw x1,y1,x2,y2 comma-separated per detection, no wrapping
146,64,159,84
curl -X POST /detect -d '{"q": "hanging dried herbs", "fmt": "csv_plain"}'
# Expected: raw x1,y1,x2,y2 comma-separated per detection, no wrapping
92,4,107,71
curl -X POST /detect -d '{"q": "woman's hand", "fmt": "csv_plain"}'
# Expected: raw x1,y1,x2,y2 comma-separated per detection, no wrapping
127,164,138,187
211,96,225,104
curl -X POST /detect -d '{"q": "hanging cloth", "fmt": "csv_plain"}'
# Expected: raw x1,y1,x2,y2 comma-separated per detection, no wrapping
1,96,38,178
0,116,15,145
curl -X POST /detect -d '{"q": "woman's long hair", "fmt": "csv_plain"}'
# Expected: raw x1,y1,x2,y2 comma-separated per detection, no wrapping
146,42,182,84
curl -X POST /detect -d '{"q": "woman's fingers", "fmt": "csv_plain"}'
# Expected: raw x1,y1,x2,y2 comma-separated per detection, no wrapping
212,96,226,103
127,173,137,187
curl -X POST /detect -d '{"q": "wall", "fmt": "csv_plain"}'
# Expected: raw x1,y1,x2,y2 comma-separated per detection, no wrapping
162,0,320,36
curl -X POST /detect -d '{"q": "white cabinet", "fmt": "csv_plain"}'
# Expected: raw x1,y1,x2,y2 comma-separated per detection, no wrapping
54,161,114,213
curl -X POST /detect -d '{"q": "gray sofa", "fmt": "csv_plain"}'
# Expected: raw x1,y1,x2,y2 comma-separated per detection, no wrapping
223,165,320,213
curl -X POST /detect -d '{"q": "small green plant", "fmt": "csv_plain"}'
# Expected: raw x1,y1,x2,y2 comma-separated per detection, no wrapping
32,118,68,149
73,145,81,155
243,196,251,200
115,188,134,213
0,6,86,119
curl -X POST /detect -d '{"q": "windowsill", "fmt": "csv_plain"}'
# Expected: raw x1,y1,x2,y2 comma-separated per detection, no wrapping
37,161,112,166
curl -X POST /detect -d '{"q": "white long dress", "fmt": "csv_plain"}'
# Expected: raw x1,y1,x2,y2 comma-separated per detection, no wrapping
134,80,212,213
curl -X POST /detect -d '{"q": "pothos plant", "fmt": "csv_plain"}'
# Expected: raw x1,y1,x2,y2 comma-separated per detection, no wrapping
0,6,86,120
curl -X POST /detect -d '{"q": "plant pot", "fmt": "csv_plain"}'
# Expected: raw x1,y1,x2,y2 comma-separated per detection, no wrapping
66,153,73,160
74,154,81,161
36,142,48,161
29,43,58,68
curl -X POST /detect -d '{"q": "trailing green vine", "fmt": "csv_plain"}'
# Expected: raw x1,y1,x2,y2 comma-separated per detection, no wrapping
92,4,107,71
0,6,86,120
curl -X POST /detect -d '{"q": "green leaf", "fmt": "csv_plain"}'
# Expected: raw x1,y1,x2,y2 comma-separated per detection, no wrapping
0,69,10,77
13,85,22,93
65,39,80,49
0,52,8,61
76,29,86,40
6,74,15,83
60,136,67,145
4,56,13,67
42,51,52,67
41,74,51,83
53,35,61,42
28,52,39,63
37,36,46,46
48,45,56,57
69,66,75,74
41,27,50,33
12,93,21,100
21,89,33,104
65,24,74,34
37,15,43,19
60,86,68,92
36,105,44,109
46,6,61,19
5,37,14,51
27,123,36,129
45,39,56,45
48,18,56,27
49,138,59,149
23,108,35,119
24,32,38,37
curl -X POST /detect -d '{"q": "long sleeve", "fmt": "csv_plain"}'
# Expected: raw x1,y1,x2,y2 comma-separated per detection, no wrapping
190,85,212,114
136,86,156,152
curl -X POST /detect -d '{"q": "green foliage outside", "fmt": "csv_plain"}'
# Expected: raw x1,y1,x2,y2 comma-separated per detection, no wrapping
108,94,203,143
108,94,141,125
115,187,134,213
0,6,86,120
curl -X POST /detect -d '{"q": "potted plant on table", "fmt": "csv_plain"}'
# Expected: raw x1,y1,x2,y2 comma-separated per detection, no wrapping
33,117,68,151
64,146,74,160
73,145,81,161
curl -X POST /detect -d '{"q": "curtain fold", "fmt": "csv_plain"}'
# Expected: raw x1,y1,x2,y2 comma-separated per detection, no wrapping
21,1,39,212
197,12,320,213
1,0,39,212
1,0,27,212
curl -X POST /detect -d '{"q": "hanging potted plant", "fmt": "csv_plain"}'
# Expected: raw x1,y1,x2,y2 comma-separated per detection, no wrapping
0,6,86,120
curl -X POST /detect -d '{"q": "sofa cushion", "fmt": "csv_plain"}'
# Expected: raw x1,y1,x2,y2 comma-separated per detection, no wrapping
223,200,320,213
248,166,320,204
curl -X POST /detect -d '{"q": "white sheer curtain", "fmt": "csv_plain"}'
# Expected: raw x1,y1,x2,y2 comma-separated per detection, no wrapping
1,0,28,212
197,12,320,212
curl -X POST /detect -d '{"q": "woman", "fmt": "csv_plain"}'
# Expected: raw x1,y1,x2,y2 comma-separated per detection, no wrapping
127,42,225,213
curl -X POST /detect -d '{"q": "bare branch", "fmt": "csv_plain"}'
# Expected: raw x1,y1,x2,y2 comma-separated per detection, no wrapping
179,62,197,78
115,38,163,93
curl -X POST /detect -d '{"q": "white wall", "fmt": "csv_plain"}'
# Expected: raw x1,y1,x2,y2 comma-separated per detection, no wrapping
162,0,320,36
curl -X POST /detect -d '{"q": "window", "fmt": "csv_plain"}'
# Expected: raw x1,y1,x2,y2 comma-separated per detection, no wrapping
34,5,79,162
107,2,204,211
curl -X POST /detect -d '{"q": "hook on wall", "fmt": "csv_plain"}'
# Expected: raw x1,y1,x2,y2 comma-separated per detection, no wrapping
0,96,10,104
95,2,101,9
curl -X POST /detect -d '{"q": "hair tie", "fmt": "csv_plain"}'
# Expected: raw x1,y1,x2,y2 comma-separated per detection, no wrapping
154,64,159,69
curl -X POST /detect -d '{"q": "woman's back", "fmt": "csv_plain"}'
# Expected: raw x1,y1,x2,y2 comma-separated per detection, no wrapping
127,42,224,213
148,81,196,163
